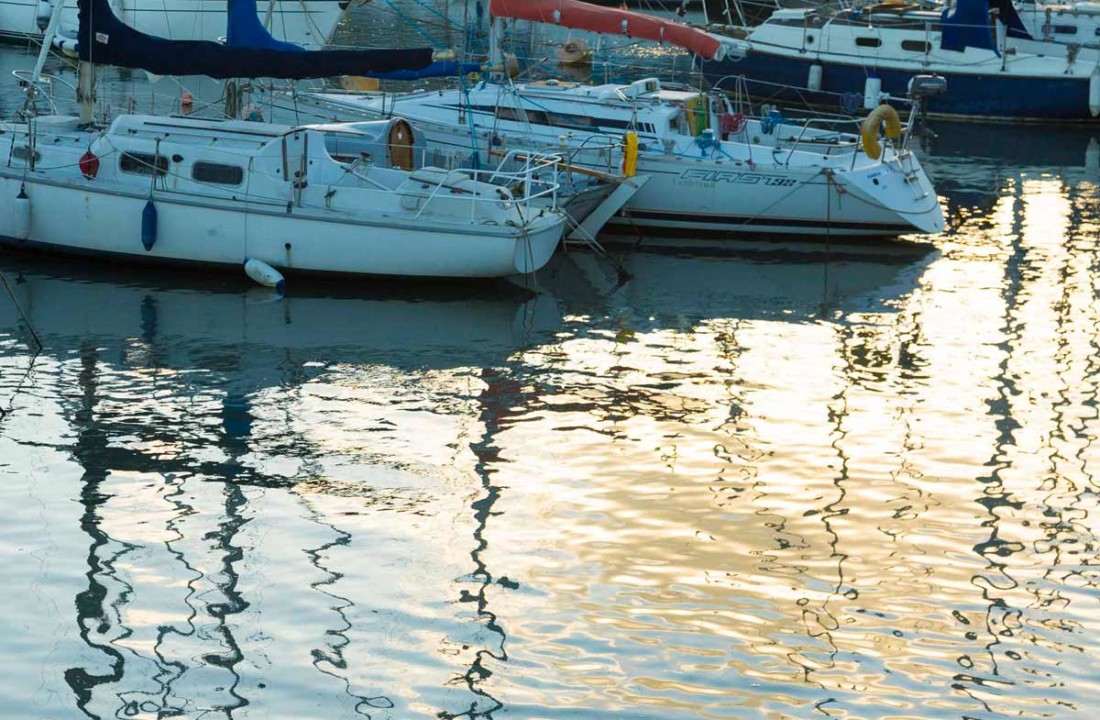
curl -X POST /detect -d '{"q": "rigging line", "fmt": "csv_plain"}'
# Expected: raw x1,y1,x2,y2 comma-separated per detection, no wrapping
403,0,459,28
382,0,444,47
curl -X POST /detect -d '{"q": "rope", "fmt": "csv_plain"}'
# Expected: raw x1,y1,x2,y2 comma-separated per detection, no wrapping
0,271,41,353
382,0,443,48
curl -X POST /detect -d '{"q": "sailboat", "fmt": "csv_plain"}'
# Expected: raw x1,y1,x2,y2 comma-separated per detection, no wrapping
699,0,1100,122
0,0,567,280
298,0,944,240
0,0,346,49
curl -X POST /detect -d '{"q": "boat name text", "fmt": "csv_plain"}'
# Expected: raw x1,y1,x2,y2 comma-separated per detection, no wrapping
677,169,800,187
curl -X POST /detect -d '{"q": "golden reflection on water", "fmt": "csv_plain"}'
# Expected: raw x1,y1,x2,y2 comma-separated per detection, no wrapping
430,167,1100,716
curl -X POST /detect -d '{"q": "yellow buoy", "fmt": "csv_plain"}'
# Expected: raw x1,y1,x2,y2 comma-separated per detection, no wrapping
860,103,902,161
622,131,639,178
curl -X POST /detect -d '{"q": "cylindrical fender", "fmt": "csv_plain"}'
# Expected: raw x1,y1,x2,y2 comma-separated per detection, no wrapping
860,103,902,161
1089,69,1100,117
622,131,639,178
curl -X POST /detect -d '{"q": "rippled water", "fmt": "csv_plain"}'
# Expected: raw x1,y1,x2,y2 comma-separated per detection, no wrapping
3,5,1100,718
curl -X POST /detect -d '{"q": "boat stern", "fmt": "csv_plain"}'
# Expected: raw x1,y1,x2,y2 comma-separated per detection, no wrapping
833,151,945,235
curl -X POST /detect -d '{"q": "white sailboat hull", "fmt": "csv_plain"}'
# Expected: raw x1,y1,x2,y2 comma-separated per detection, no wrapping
0,176,563,278
298,85,943,240
0,115,565,280
604,152,940,237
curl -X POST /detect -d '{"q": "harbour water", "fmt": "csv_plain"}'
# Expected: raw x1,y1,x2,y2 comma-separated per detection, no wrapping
2,5,1100,718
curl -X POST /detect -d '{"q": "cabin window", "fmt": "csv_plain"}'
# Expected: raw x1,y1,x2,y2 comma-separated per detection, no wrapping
12,146,40,163
192,161,244,185
120,151,168,177
1047,24,1077,34
901,39,931,52
855,37,882,48
770,17,807,27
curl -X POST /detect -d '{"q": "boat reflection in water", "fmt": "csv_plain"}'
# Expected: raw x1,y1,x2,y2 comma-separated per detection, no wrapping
917,121,1100,238
0,258,560,719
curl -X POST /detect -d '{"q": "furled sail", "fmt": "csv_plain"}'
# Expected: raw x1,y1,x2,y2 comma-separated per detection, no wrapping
488,0,732,60
78,0,434,79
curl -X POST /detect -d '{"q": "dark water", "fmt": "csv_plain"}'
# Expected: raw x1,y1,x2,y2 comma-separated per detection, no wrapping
3,6,1100,718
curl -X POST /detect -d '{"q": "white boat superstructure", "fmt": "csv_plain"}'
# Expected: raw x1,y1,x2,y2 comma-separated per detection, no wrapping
1015,0,1100,48
0,114,566,279
298,77,944,239
0,0,345,48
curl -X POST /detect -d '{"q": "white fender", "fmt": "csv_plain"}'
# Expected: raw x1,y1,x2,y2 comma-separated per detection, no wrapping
35,0,51,30
863,77,882,110
1089,68,1100,117
808,64,823,92
244,258,286,292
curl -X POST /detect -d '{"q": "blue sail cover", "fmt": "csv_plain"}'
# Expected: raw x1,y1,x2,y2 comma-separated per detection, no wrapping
369,61,482,80
226,0,304,52
221,0,481,78
77,0,434,79
940,0,1031,53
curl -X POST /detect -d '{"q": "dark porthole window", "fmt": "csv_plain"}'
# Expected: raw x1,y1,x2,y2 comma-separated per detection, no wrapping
12,146,40,163
855,36,883,48
120,151,169,177
901,39,931,52
192,161,244,186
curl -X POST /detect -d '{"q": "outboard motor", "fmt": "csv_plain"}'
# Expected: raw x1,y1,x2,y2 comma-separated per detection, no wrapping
907,74,947,142
907,74,948,99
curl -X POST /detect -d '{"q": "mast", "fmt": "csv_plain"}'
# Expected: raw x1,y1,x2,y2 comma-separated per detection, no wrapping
487,15,504,75
78,61,96,126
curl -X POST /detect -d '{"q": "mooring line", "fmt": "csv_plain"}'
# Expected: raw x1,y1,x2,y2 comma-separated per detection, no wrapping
0,269,43,421
0,270,41,351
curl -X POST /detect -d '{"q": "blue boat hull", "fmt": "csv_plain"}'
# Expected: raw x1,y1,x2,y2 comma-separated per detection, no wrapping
700,52,1097,122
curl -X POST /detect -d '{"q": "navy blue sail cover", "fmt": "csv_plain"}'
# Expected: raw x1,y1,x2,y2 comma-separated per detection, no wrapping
78,0,434,79
226,0,303,52
221,0,481,78
940,0,1031,54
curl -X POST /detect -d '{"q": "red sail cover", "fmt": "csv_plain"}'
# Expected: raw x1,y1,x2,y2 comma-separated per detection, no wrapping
489,0,726,60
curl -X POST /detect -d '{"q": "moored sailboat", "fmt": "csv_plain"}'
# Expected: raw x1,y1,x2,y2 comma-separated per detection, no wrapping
0,0,567,280
298,0,944,241
699,0,1100,122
